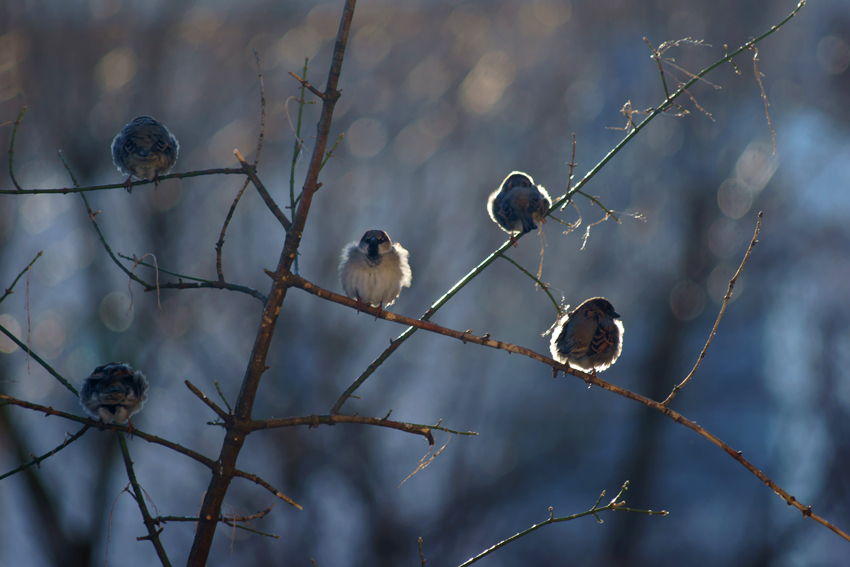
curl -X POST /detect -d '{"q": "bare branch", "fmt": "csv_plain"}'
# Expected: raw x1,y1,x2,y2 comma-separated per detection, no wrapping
662,212,762,406
118,434,172,566
233,148,292,231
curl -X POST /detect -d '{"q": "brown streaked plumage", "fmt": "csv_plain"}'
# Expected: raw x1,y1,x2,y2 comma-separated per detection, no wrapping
549,297,624,373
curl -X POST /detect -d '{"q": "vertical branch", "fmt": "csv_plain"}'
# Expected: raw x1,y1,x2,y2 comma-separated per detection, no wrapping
186,2,357,564
118,434,172,567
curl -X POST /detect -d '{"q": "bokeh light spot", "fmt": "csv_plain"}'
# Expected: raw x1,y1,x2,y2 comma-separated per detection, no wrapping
96,47,137,92
817,35,850,75
670,279,706,321
347,118,387,158
0,314,22,353
459,51,516,115
99,292,134,332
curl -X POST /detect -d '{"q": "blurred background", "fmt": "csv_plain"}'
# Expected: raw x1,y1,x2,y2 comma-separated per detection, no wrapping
1,0,849,565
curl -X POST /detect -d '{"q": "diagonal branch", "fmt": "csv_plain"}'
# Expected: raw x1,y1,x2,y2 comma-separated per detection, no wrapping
118,434,172,566
330,1,806,417
0,323,77,395
0,393,298,506
283,274,850,543
233,149,292,231
0,251,42,305
458,481,666,566
662,212,761,406
0,424,91,481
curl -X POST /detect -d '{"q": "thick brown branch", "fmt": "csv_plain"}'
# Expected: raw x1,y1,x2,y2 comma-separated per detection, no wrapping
187,2,358,564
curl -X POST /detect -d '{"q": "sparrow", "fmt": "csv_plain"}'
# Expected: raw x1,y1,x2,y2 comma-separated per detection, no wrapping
487,171,552,245
339,230,412,317
549,297,623,374
79,362,149,432
111,116,179,193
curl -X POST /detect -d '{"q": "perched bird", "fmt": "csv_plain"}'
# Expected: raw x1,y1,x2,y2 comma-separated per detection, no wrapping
111,116,179,193
549,297,624,374
339,230,412,317
79,363,149,431
487,171,552,244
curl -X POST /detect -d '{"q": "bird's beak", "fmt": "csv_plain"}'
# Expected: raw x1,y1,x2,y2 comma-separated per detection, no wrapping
612,311,621,318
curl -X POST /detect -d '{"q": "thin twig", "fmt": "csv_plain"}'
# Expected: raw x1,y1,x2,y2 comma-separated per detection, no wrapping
214,381,233,414
216,177,251,283
500,256,561,315
153,506,279,539
0,323,77,395
185,380,230,421
215,51,268,283
250,413,438,445
233,149,292,231
750,45,776,153
230,469,302,510
0,392,296,506
458,482,666,567
25,264,31,371
118,434,172,566
0,251,42,305
287,71,327,100
116,253,267,304
0,424,90,481
0,168,244,194
662,212,762,406
7,106,26,191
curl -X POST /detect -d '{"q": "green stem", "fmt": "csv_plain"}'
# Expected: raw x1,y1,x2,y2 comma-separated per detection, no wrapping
500,255,562,315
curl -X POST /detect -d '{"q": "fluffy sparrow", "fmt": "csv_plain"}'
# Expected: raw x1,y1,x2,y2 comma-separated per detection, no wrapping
549,297,623,373
487,171,552,244
339,230,412,317
111,116,179,193
79,362,149,431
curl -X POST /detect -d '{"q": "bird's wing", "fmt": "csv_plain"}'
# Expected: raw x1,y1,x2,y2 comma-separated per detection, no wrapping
588,318,618,356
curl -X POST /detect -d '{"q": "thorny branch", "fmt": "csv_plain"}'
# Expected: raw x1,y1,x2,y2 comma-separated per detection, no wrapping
118,434,172,567
458,481,667,567
0,393,298,507
187,3,357,562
